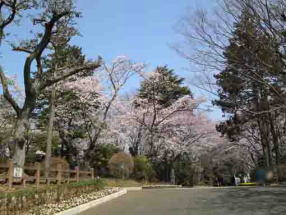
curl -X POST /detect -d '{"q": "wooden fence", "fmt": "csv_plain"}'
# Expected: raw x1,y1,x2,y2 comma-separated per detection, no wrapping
0,160,94,189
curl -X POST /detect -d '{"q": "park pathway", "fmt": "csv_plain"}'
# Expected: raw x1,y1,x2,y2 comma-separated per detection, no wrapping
82,187,286,215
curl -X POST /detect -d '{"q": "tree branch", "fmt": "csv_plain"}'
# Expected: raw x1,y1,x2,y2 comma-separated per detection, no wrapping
12,47,33,54
41,59,102,90
0,0,17,30
23,11,71,97
0,67,20,116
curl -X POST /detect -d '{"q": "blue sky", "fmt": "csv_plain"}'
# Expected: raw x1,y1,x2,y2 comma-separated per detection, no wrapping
0,0,222,119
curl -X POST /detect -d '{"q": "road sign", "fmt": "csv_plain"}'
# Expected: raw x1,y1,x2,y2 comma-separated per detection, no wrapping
13,167,23,178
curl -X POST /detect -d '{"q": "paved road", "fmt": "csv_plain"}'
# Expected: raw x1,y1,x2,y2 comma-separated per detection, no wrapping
82,187,286,215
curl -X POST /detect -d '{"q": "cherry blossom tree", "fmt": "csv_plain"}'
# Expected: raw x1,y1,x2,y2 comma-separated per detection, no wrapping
0,75,24,158
52,74,102,165
83,56,145,162
108,93,232,183
0,95,14,147
112,94,207,157
41,56,144,167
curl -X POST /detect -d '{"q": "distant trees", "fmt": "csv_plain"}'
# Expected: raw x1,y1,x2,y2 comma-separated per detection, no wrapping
109,66,224,182
0,1,228,186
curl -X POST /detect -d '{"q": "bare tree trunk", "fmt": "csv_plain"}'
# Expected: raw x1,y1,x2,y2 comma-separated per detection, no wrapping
268,113,280,165
45,85,56,177
12,117,29,167
258,117,272,168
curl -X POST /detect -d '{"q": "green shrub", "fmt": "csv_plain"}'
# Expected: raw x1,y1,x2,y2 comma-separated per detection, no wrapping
108,152,134,179
174,159,194,186
133,156,156,181
69,178,105,189
90,144,119,175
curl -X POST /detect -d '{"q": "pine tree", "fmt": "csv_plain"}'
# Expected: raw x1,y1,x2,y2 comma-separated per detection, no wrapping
138,66,192,107
214,9,284,169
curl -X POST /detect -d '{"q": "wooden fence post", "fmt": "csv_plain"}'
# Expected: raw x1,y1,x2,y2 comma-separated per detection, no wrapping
67,170,70,184
23,178,26,188
35,162,41,188
75,166,79,182
56,164,62,184
7,160,14,189
91,168,95,180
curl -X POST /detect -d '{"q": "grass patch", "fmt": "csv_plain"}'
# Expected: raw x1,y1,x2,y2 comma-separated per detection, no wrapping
239,182,257,186
103,178,171,187
103,178,145,187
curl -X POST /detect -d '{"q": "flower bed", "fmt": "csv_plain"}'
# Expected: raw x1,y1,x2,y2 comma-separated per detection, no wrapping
0,179,105,215
28,187,120,215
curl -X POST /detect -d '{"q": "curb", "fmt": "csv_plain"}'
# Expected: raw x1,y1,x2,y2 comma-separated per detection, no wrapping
142,185,182,189
125,187,143,191
54,189,127,215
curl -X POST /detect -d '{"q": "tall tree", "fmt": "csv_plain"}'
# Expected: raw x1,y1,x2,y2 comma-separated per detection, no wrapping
36,44,102,167
44,15,79,176
135,66,193,157
84,56,144,164
0,0,101,167
214,9,284,169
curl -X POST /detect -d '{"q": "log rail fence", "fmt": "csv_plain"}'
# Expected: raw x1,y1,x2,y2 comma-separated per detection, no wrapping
0,160,95,189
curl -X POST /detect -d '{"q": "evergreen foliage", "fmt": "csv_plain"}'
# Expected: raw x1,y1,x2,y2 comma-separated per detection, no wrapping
138,66,192,107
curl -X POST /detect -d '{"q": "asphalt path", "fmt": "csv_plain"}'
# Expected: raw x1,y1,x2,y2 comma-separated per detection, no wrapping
82,187,286,215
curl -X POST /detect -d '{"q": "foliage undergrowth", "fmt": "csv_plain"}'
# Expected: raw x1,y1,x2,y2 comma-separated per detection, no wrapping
108,152,134,179
103,177,167,187
103,178,144,187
